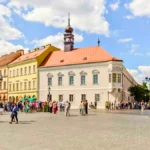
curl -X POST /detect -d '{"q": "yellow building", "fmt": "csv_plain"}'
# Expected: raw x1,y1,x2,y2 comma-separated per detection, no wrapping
8,44,59,102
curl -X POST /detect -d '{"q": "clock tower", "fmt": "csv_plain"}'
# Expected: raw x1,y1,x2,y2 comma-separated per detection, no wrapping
64,13,74,52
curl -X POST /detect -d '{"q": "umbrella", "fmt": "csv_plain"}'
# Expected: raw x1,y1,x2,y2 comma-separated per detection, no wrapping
20,97,28,101
29,97,36,102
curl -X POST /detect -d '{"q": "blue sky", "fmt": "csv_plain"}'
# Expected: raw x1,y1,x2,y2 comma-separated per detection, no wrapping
0,0,150,83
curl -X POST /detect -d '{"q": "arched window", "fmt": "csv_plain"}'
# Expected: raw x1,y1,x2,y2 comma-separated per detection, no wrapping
92,70,100,84
68,71,75,85
47,73,53,86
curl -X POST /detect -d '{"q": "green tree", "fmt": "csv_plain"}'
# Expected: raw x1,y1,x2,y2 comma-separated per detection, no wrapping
128,82,150,102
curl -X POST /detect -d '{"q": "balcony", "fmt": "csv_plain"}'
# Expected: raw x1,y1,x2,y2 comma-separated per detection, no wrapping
109,83,122,89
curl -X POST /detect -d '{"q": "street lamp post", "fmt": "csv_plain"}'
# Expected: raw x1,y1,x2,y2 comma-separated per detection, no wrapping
47,86,51,101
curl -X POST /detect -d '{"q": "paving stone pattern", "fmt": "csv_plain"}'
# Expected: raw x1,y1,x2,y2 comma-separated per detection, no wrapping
0,110,150,150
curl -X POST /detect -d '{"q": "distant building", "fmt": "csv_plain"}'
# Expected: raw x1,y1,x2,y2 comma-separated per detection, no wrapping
0,50,24,101
8,45,59,102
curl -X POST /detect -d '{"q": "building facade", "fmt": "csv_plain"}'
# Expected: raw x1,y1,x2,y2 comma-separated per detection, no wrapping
8,45,59,102
0,50,24,101
38,15,138,109
39,51,137,109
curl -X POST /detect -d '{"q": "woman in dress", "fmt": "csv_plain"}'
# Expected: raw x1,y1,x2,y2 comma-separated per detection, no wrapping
53,101,57,114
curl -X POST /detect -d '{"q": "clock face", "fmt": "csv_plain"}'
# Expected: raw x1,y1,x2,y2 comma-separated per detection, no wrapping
66,38,70,42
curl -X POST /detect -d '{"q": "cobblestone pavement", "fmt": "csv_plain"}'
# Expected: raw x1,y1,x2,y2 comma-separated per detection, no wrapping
0,110,150,150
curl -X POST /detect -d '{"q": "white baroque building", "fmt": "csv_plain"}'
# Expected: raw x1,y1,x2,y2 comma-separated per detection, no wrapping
38,16,138,109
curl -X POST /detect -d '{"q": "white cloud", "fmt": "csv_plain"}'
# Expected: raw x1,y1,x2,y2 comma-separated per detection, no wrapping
8,0,109,36
109,1,120,11
125,0,150,17
124,15,134,20
129,44,143,56
118,38,133,43
128,66,150,84
32,32,84,49
0,40,28,55
0,4,23,40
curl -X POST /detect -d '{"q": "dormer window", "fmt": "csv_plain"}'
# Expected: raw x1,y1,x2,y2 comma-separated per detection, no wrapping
83,57,87,60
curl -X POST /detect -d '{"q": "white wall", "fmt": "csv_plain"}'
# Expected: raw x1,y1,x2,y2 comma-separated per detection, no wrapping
38,61,137,109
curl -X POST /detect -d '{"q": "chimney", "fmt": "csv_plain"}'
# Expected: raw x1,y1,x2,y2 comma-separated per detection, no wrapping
33,48,39,51
42,46,45,49
45,44,51,47
17,49,24,55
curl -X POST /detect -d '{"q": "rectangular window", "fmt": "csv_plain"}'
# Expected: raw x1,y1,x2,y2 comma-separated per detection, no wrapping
20,68,23,75
0,82,2,90
69,95,74,102
95,94,100,101
9,70,11,77
17,69,19,76
48,78,52,86
81,75,86,85
28,81,31,89
117,74,121,83
13,84,15,91
4,69,6,77
13,70,15,77
16,83,19,91
9,84,11,92
33,81,36,89
33,65,36,73
29,66,31,74
59,95,63,102
113,73,116,83
24,67,27,75
24,82,27,90
4,82,6,90
69,76,74,85
20,82,22,91
81,94,86,100
109,74,111,83
58,76,62,85
93,74,98,84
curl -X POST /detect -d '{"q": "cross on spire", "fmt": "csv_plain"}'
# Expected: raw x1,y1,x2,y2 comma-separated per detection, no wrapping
68,12,70,27
98,38,100,46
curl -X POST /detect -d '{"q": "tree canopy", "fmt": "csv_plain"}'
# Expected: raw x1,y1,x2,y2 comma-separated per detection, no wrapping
128,82,150,102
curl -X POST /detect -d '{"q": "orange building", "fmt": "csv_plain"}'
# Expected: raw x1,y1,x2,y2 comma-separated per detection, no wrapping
0,50,24,101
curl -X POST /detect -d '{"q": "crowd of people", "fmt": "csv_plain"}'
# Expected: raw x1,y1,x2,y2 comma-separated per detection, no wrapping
105,100,150,111
1,98,150,124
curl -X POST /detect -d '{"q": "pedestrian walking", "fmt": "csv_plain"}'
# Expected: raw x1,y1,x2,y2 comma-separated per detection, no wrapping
49,101,53,113
65,101,71,116
0,101,4,115
141,100,144,112
9,103,18,124
85,100,88,115
53,101,57,114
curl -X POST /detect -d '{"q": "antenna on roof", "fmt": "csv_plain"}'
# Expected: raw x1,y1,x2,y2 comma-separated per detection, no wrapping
98,38,100,46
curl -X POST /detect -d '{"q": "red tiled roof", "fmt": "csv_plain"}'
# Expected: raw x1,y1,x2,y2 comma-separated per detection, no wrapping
10,46,50,65
40,46,122,68
0,50,24,67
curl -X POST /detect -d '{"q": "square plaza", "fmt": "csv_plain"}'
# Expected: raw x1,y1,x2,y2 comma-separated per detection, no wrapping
0,110,150,150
